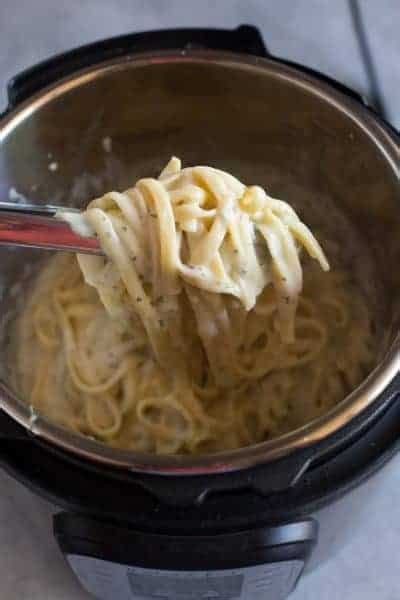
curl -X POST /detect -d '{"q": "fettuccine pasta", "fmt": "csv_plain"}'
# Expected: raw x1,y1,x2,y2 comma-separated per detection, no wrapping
15,158,375,454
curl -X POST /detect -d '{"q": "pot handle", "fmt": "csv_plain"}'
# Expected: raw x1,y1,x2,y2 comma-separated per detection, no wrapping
6,25,267,107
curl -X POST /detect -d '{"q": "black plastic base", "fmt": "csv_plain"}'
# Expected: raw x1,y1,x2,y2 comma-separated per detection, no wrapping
55,513,317,570
55,514,317,600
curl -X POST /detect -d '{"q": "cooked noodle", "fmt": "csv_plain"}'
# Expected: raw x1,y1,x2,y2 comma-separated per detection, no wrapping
15,158,375,454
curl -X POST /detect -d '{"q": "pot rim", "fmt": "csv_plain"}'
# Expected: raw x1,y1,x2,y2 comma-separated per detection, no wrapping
0,49,399,475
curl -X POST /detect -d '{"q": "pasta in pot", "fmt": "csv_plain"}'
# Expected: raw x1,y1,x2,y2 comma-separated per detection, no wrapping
15,158,375,454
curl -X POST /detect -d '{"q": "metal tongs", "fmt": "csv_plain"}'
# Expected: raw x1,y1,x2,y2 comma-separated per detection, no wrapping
0,202,102,255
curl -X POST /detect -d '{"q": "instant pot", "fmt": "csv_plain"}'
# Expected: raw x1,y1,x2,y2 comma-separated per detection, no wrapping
0,26,399,600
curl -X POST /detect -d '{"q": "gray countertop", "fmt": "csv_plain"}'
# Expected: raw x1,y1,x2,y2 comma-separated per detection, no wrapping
0,1,399,599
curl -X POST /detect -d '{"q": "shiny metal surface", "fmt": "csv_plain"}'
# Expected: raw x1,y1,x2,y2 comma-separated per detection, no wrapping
0,50,398,475
0,204,101,254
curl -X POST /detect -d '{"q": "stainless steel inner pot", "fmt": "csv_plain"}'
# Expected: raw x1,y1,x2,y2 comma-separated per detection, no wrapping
0,50,399,474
